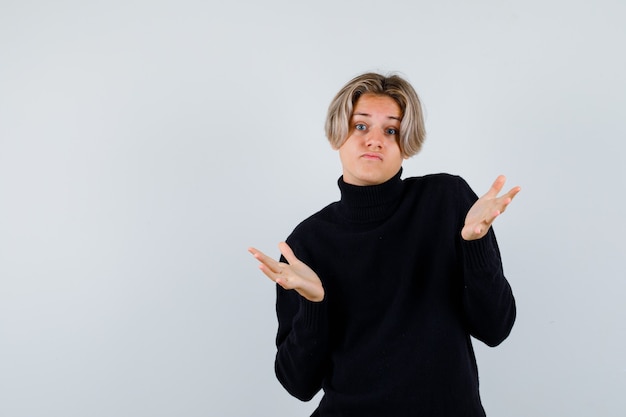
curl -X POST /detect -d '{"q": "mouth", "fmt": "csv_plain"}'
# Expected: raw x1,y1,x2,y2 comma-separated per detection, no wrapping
361,152,383,161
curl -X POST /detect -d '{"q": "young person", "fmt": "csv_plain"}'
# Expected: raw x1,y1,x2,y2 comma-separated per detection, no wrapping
249,72,520,416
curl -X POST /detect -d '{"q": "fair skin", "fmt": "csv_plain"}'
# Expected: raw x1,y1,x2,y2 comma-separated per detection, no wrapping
336,94,405,186
248,94,521,302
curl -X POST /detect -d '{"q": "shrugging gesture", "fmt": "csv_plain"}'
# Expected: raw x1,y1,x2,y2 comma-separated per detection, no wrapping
462,175,521,241
248,242,325,302
249,72,521,415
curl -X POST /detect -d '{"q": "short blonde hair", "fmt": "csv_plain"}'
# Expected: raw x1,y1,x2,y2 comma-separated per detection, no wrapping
325,72,426,158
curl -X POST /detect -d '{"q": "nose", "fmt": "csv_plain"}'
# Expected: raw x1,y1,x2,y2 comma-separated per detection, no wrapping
366,128,384,149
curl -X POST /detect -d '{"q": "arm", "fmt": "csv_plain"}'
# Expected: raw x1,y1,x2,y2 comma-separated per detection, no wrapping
458,176,520,346
248,242,330,400
274,284,330,400
460,230,516,346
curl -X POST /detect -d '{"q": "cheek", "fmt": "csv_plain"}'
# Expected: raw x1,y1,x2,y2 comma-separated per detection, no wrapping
338,136,357,153
390,148,405,166
389,142,403,157
337,147,350,166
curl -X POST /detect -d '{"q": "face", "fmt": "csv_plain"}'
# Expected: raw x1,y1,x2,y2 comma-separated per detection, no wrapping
337,94,404,186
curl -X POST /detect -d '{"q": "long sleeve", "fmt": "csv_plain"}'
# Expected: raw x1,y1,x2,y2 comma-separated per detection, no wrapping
456,177,516,347
273,247,331,401
460,230,516,346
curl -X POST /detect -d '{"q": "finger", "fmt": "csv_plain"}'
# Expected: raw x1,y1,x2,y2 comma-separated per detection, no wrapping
495,186,521,213
259,263,286,284
248,246,261,257
486,175,506,197
256,263,277,282
278,242,299,265
248,246,282,274
505,185,521,200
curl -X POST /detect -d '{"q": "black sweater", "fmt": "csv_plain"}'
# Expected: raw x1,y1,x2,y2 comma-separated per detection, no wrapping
275,170,516,417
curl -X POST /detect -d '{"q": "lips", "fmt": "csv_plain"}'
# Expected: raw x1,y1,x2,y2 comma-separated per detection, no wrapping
361,152,383,160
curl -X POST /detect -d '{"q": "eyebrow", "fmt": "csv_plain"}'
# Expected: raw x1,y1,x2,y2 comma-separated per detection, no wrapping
353,112,401,121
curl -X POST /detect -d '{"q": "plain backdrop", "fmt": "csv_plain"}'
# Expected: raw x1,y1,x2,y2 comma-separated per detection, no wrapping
1,0,625,416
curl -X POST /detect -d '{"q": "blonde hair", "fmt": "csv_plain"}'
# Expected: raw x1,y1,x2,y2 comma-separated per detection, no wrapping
325,72,426,158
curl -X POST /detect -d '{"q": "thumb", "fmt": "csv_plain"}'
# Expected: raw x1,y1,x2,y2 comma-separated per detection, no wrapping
278,242,299,265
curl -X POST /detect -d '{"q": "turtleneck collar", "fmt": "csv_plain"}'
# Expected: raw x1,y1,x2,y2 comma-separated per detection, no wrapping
337,168,405,223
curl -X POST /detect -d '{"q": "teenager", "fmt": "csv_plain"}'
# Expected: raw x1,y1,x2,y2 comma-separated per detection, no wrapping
249,72,520,416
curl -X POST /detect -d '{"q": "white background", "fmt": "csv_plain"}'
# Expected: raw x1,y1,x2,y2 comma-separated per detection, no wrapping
1,0,625,416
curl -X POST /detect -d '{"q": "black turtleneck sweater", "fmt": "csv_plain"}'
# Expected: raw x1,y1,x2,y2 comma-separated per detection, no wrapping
275,170,516,417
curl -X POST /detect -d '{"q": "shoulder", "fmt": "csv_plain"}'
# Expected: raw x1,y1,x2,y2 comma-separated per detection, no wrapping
403,173,473,194
281,202,339,267
286,202,338,241
402,173,479,214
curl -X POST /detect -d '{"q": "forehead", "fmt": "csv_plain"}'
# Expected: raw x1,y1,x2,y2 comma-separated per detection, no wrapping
352,94,401,119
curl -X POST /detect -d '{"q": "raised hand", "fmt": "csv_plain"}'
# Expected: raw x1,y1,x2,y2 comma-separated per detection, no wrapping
461,175,521,241
248,242,325,302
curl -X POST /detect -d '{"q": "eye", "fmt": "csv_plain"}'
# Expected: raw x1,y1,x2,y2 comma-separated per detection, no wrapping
386,128,398,135
355,123,367,131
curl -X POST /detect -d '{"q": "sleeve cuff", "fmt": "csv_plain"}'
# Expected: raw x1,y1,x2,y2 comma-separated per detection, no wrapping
295,297,329,333
461,231,500,270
